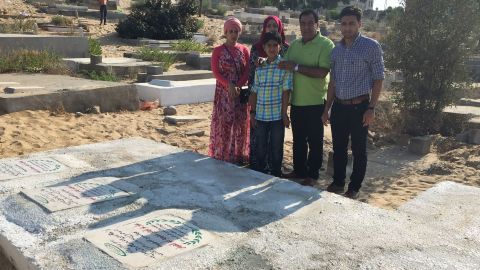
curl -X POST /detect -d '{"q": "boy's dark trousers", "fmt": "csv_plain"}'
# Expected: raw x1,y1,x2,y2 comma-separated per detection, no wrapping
291,104,324,179
330,100,369,192
254,120,285,177
100,5,107,24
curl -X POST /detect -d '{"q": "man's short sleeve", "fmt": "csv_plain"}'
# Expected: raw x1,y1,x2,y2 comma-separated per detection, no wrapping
282,70,293,91
318,39,335,69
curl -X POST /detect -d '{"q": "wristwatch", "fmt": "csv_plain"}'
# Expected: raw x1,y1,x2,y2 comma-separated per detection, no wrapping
294,64,299,72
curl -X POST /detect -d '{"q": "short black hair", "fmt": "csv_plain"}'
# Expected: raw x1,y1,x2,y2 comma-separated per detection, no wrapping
262,31,282,45
299,9,319,23
340,6,362,21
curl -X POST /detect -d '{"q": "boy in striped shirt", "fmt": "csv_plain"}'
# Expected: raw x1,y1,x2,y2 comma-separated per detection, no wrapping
250,31,293,177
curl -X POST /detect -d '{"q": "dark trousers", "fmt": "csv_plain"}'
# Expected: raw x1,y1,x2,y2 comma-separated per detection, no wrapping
291,104,324,179
330,101,369,191
100,5,107,23
254,120,285,177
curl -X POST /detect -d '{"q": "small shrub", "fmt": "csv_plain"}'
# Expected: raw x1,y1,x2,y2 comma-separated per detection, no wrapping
206,4,227,16
51,15,74,26
0,17,37,33
82,70,120,82
136,47,177,71
327,10,340,21
171,39,211,53
88,38,102,56
0,50,69,74
116,0,201,40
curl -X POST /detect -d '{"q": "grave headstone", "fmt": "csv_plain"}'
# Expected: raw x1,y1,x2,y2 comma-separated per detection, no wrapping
84,212,215,268
0,157,67,181
22,177,131,212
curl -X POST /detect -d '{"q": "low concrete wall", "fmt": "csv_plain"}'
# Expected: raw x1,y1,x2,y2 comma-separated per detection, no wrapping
0,85,139,114
0,34,88,58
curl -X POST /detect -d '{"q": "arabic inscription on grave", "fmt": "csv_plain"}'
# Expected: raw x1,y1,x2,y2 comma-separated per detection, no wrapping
0,157,66,181
22,177,131,212
85,213,214,268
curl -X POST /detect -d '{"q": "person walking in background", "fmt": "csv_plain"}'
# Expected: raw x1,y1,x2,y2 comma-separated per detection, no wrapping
279,9,335,186
248,15,290,171
250,31,292,177
209,17,251,164
99,0,107,25
322,6,384,199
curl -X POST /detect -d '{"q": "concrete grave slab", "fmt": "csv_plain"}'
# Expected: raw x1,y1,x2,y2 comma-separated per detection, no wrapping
22,177,132,212
150,70,214,81
0,34,88,58
0,139,479,269
0,74,138,114
136,79,215,106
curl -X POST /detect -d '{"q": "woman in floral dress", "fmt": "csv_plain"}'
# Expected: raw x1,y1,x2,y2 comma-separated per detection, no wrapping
209,17,250,164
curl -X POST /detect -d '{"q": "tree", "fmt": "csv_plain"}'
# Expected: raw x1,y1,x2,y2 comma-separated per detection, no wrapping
116,0,201,40
384,0,480,135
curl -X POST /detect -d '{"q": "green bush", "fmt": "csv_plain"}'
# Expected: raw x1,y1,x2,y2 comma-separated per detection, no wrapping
206,4,227,16
136,47,177,71
385,0,480,135
0,50,68,74
171,39,211,53
82,70,120,82
51,15,73,26
327,9,340,21
88,38,102,56
0,17,37,33
116,0,201,40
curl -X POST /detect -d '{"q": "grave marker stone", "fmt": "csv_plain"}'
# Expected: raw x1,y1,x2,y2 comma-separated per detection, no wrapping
22,177,131,212
85,212,215,268
0,157,67,181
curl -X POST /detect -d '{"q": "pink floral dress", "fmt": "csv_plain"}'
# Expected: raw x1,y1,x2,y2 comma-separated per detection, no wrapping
209,43,250,164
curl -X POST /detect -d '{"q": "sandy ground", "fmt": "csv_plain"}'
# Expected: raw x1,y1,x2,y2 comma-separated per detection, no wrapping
1,102,479,211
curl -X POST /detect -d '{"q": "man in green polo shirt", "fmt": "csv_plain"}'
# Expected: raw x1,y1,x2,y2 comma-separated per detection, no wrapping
279,9,334,186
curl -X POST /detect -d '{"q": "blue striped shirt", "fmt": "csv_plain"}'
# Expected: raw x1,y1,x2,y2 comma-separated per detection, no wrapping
252,56,293,121
331,34,385,99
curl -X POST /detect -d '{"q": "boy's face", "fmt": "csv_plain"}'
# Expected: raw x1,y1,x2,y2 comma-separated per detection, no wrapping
263,40,280,59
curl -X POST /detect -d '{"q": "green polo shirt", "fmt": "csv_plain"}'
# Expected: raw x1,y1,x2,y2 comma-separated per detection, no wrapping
284,33,334,106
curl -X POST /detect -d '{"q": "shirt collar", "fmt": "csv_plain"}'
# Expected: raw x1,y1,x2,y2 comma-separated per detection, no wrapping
301,32,320,45
340,32,362,48
265,55,282,65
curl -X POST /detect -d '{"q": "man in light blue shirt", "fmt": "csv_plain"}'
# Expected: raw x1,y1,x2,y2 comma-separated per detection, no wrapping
322,6,384,199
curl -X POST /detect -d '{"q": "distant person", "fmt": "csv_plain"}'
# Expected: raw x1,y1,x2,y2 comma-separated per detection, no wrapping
250,31,292,177
322,6,384,199
248,15,289,171
209,17,251,164
99,0,107,25
279,9,335,186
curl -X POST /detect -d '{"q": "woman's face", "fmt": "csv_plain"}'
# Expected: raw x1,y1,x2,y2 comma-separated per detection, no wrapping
225,28,240,44
265,19,279,33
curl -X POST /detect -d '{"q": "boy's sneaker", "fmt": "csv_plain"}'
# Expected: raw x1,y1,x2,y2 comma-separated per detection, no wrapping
326,182,345,194
344,189,359,199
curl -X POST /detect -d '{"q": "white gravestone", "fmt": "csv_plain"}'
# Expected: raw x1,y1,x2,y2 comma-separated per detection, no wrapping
0,157,67,181
85,212,215,268
22,177,131,212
